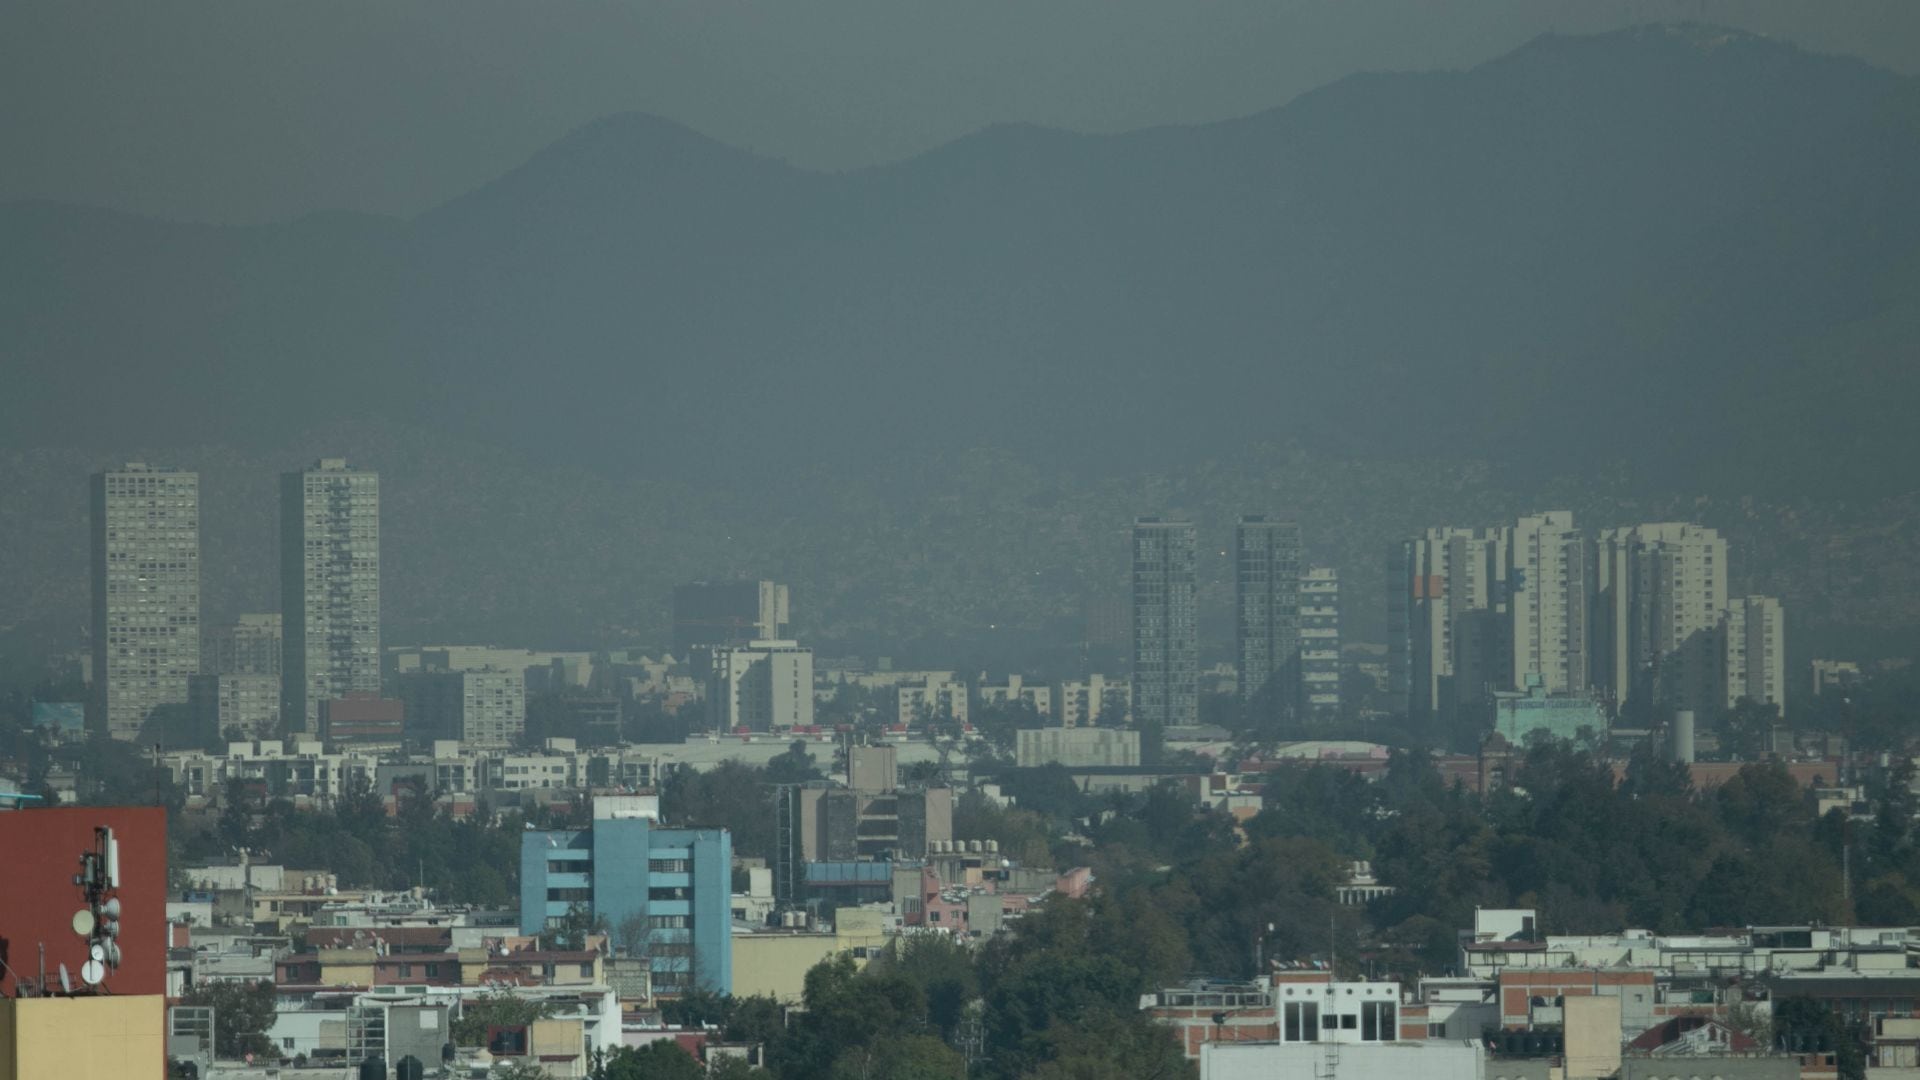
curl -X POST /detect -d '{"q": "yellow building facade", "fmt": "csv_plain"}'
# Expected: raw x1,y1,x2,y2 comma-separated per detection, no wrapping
0,995,165,1080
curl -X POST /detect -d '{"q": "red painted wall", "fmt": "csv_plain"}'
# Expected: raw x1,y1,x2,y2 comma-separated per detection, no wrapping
0,806,168,997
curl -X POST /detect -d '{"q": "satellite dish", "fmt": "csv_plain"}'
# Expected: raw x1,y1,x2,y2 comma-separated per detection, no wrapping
105,942,121,968
81,959,105,985
71,909,96,936
89,944,105,962
103,898,121,918
58,965,73,994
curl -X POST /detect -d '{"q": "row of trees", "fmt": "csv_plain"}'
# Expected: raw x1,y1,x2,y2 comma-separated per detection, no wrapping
942,744,1877,981
660,920,1191,1080
183,776,526,907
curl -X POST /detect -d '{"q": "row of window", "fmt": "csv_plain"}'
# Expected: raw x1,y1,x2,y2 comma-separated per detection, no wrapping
1280,1001,1397,1042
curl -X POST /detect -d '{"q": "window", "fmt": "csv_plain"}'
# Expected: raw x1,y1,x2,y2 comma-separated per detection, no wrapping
1340,1014,1356,1030
426,964,440,978
1362,1001,1395,1042
649,886,689,901
580,962,594,977
1283,1002,1319,1042
397,964,413,978
650,858,690,874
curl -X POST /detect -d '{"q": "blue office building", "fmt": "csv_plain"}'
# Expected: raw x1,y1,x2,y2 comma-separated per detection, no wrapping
520,798,732,995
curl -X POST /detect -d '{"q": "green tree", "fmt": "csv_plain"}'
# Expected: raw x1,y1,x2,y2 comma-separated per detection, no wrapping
1020,1014,1194,1080
997,766,1086,822
768,740,824,785
873,934,979,1038
601,1041,704,1080
452,993,557,1046
663,760,777,858
1722,697,1780,759
180,979,278,1060
830,1035,964,1080
708,1058,776,1080
772,954,939,1080
1774,997,1866,1080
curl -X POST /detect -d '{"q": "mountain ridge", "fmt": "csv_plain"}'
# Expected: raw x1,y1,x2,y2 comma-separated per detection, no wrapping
6,24,1920,672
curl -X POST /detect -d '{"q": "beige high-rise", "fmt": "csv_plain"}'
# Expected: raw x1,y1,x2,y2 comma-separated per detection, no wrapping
281,459,380,733
90,463,201,740
1595,522,1728,715
1507,511,1590,696
1722,595,1786,718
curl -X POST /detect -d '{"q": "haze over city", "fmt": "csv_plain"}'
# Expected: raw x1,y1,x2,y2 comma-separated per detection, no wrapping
4,3,1920,1079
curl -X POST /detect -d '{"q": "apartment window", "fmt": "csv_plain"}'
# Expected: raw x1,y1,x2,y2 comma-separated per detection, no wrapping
1283,1001,1319,1042
397,963,413,978
649,859,690,874
649,886,689,901
1362,1000,1395,1042
580,962,594,977
426,963,440,978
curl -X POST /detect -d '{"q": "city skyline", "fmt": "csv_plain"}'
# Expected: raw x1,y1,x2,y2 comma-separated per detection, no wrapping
7,6,1913,1078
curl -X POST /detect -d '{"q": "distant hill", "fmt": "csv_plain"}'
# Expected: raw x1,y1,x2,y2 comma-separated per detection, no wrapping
5,24,1920,672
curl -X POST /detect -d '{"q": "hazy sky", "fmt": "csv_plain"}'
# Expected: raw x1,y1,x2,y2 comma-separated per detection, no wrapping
6,0,1918,224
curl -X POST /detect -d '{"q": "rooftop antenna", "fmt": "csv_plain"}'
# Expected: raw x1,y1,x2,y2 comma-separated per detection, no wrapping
58,964,72,995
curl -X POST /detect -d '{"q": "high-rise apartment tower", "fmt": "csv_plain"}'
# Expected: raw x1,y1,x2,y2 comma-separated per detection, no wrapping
1721,595,1786,719
1299,566,1341,719
1594,523,1728,716
280,459,380,733
1132,517,1198,729
90,463,201,740
1507,511,1591,696
1235,516,1302,710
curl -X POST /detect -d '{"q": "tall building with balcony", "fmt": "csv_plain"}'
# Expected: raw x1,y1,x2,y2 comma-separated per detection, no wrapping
1236,516,1302,710
1132,517,1198,729
1388,526,1510,727
1722,595,1786,718
520,797,732,995
1595,522,1728,716
1299,567,1341,719
90,463,201,740
281,459,381,733
1507,511,1590,696
706,640,814,732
